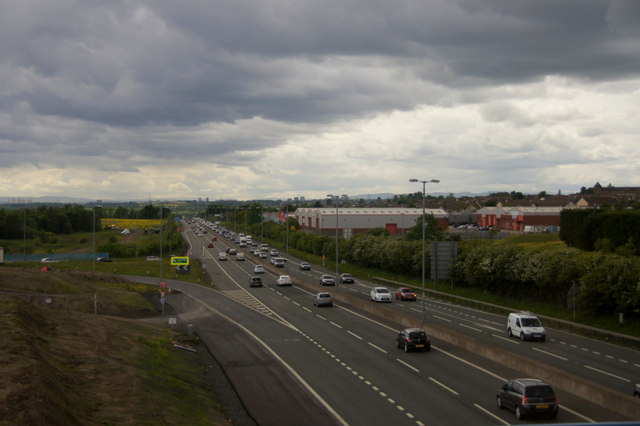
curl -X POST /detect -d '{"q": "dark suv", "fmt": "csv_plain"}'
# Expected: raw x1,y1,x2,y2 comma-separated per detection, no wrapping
497,378,558,420
250,276,263,288
395,328,430,352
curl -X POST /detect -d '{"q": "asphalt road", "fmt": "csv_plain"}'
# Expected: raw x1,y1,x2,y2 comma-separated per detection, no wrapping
128,222,638,425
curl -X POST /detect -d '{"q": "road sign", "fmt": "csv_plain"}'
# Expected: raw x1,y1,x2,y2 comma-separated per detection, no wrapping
160,297,166,304
170,256,190,265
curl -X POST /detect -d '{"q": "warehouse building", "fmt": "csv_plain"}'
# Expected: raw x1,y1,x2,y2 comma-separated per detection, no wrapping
294,207,449,237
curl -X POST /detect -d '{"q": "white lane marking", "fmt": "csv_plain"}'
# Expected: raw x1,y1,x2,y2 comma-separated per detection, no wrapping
584,365,631,382
181,292,349,426
368,342,388,354
302,306,312,313
459,323,483,333
396,358,420,373
532,347,568,361
316,314,326,320
428,377,459,395
330,321,343,329
432,315,452,322
492,334,520,344
559,404,596,423
347,330,363,340
474,403,509,425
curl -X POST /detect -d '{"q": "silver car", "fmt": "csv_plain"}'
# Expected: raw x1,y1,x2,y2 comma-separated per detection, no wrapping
314,292,333,307
370,287,392,303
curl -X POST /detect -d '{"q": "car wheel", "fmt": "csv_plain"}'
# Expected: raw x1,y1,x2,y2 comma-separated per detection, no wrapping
548,409,558,419
404,342,409,352
520,332,525,341
515,406,523,420
507,328,512,337
425,346,430,352
497,395,503,409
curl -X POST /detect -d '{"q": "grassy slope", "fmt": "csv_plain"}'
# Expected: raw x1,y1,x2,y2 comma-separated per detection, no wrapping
0,267,230,425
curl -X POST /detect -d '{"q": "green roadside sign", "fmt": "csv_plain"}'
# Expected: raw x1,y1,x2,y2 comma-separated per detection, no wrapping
170,256,190,265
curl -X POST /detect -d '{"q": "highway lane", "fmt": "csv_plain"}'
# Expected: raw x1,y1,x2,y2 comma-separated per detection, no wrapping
194,221,640,396
184,222,638,419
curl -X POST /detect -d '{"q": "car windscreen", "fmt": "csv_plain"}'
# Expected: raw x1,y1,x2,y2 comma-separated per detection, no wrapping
409,332,426,339
521,318,542,327
377,288,389,293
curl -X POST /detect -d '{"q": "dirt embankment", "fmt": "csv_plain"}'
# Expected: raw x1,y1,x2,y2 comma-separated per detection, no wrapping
0,267,244,425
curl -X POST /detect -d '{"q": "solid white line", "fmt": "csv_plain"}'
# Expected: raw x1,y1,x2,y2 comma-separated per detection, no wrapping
396,358,420,373
182,292,349,426
428,377,459,395
473,403,509,425
492,334,520,344
532,347,568,361
347,330,363,340
559,404,596,423
584,365,630,382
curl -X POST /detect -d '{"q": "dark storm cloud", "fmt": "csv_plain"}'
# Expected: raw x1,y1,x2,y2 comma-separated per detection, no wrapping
2,0,639,129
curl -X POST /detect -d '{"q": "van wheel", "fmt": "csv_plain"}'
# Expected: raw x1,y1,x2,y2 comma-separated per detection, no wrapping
507,328,512,337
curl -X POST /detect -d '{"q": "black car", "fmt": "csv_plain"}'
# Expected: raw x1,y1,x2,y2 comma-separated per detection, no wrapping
396,328,430,352
250,276,263,288
338,273,354,284
497,378,558,420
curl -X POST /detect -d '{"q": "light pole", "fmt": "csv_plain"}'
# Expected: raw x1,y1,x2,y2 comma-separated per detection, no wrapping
327,194,347,290
409,178,439,321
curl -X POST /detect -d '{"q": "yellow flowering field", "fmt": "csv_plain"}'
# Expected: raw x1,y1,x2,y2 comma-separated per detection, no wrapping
101,218,163,230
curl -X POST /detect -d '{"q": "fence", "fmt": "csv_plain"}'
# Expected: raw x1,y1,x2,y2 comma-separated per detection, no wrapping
4,252,110,262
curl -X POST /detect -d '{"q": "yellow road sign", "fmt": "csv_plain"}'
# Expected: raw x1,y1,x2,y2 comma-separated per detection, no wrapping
170,256,189,265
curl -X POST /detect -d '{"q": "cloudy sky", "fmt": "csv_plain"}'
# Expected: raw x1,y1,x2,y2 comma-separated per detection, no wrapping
1,1,640,202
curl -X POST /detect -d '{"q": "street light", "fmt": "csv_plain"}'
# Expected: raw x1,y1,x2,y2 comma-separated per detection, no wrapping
327,194,347,290
409,178,440,322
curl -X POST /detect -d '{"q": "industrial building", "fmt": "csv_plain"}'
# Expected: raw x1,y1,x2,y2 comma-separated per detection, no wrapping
294,207,449,237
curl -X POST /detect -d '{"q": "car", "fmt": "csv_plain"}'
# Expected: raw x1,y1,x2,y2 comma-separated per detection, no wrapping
250,276,263,287
299,262,311,271
396,328,430,352
634,383,640,398
218,252,227,261
96,257,113,262
276,275,292,286
211,236,217,241
338,273,354,284
370,287,392,302
319,275,335,286
497,378,558,420
207,243,214,248
507,312,546,342
314,292,333,307
145,256,160,261
253,265,265,274
273,257,285,267
228,248,237,255
259,251,268,259
270,248,279,256
395,287,417,301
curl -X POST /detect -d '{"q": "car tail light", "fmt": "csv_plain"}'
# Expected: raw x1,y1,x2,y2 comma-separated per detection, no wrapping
405,337,412,342
426,337,430,342
521,396,529,405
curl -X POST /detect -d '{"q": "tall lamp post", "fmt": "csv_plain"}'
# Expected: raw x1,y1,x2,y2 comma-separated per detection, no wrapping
327,194,347,290
409,178,439,321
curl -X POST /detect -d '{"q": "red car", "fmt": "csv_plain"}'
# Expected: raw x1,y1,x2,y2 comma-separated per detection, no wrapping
396,287,417,301
211,236,217,241
207,243,214,248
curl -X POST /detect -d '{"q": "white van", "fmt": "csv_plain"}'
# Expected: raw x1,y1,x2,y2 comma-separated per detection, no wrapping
236,252,245,261
507,312,546,341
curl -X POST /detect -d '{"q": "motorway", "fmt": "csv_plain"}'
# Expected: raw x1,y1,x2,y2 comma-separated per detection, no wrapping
137,222,638,425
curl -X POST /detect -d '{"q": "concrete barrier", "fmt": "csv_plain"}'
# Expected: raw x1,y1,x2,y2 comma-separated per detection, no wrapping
278,266,640,420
